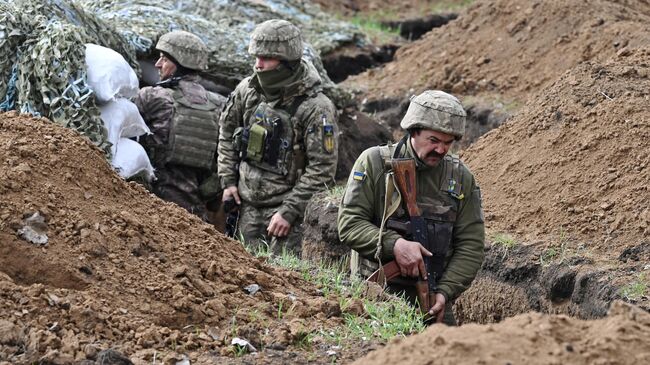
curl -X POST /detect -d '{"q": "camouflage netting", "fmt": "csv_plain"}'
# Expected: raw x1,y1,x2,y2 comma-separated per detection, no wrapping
0,0,144,156
1,0,361,157
79,0,362,106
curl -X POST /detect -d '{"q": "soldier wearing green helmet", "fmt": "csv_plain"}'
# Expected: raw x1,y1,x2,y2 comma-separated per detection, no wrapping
218,19,338,255
134,30,226,221
338,90,485,325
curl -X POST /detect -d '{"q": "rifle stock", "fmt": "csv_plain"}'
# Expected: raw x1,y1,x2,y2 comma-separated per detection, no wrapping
366,158,437,315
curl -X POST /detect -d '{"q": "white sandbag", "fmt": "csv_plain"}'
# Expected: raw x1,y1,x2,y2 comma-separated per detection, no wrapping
85,43,139,103
111,138,155,181
100,98,150,155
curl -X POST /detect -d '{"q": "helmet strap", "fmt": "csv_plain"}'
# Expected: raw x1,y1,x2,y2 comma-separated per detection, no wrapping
392,133,409,159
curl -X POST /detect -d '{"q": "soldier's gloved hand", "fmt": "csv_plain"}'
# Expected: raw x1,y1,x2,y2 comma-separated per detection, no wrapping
267,212,291,237
222,186,241,205
428,293,447,323
394,238,433,279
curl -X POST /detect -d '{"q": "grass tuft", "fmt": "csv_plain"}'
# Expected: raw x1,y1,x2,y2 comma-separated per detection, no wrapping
619,273,648,301
491,233,517,249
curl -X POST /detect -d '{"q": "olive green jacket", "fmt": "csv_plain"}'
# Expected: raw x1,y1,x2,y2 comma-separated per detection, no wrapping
337,140,485,300
217,60,338,224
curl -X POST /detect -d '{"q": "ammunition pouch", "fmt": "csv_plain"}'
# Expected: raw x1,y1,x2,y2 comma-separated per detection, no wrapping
246,124,267,163
235,101,306,179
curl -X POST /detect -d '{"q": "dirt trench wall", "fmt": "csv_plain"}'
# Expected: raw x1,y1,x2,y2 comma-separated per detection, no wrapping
0,111,346,364
454,243,622,325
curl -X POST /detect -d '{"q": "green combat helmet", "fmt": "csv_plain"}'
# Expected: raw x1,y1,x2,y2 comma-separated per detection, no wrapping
400,90,466,140
248,19,303,61
156,31,208,71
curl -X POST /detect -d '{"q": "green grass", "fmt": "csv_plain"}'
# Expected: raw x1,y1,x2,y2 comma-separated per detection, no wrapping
348,16,401,44
241,240,425,347
335,296,425,344
539,230,571,267
326,184,347,202
428,0,475,14
619,273,648,301
491,233,517,249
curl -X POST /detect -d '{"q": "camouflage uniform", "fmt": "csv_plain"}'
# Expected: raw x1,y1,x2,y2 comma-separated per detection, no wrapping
338,91,485,325
218,19,338,254
135,31,226,220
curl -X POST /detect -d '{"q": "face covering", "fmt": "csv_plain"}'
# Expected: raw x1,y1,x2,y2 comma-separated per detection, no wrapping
254,62,302,101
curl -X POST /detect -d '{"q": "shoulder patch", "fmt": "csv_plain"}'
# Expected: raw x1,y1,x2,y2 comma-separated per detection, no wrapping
352,170,366,182
322,114,335,153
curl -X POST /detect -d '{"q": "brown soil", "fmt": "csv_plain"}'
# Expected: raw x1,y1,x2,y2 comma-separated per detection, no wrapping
0,112,361,364
463,48,650,255
344,0,650,104
353,301,650,365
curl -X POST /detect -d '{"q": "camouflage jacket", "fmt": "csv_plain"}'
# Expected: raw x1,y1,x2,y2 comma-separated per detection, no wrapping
337,140,485,301
218,60,338,224
134,75,226,201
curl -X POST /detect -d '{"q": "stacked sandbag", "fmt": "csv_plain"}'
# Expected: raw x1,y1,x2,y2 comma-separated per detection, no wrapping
86,43,154,181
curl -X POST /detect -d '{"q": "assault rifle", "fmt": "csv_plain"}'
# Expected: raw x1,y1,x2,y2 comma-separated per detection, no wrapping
368,158,441,317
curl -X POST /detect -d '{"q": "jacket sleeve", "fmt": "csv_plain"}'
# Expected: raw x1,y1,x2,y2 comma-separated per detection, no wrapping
133,87,174,147
436,168,485,301
276,96,339,224
208,91,227,161
337,148,402,261
217,81,247,189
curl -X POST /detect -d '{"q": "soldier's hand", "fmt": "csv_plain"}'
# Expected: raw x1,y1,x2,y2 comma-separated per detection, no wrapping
267,212,291,237
222,186,241,205
428,293,447,324
394,238,433,279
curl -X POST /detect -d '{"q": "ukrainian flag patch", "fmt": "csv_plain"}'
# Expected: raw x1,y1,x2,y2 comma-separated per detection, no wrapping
353,171,366,182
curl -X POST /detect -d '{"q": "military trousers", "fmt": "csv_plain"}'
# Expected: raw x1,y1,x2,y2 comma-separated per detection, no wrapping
237,204,303,256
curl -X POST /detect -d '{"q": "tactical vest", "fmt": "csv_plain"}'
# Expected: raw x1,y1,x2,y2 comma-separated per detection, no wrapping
163,88,220,171
353,143,465,280
234,96,309,183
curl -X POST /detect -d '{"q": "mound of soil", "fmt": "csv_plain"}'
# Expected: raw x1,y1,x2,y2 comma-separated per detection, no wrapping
345,0,650,104
353,300,650,365
463,48,650,254
0,112,351,364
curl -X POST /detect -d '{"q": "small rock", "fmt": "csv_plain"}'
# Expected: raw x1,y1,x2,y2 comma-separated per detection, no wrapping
244,284,261,295
326,350,337,357
0,320,22,345
600,202,614,211
84,344,99,360
175,355,191,365
95,348,133,365
17,212,48,245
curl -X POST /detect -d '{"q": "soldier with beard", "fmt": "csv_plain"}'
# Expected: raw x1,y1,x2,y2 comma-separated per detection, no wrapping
134,30,226,221
218,19,338,255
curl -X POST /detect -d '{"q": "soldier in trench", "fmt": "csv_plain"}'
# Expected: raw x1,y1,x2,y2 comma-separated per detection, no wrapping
218,19,338,255
337,90,485,325
134,31,226,223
